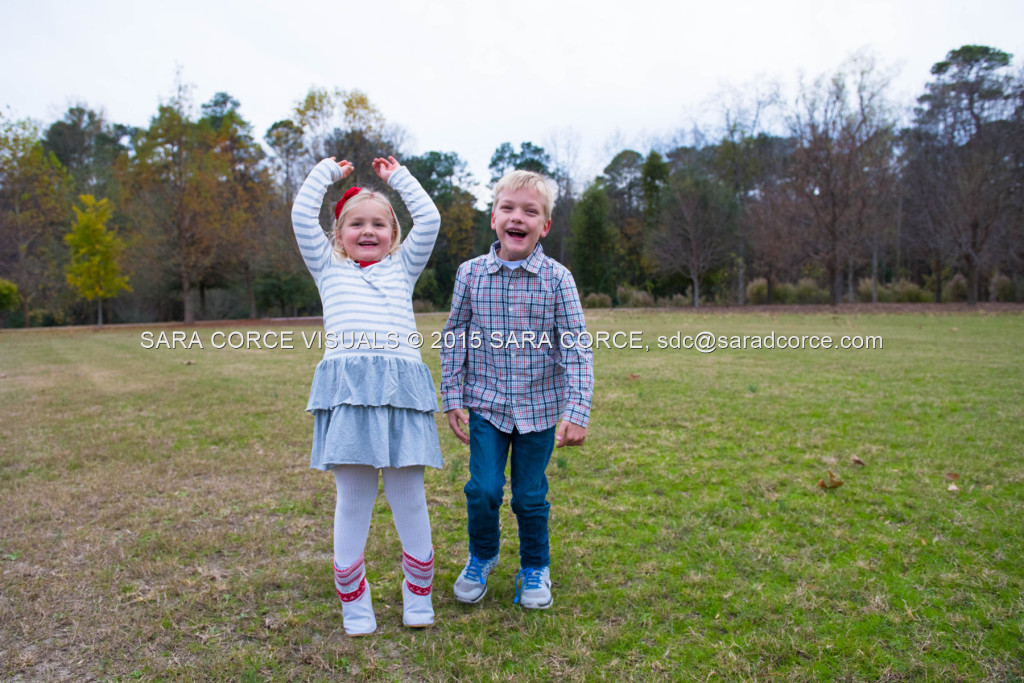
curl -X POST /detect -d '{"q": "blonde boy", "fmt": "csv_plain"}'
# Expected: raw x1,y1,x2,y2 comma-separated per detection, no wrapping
440,170,594,609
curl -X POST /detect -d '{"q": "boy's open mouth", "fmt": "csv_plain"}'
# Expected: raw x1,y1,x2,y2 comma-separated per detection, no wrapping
358,241,378,246
506,229,527,238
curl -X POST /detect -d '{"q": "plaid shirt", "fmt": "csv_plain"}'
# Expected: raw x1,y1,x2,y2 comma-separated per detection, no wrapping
440,242,594,433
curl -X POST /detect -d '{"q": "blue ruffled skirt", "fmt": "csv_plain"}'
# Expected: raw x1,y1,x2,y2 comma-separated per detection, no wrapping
306,355,442,471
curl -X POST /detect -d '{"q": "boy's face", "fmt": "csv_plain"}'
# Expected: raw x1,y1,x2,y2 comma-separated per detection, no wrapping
491,187,551,261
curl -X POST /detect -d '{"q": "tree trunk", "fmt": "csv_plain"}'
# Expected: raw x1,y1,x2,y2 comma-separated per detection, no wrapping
737,248,745,306
933,255,943,303
182,270,194,324
967,260,979,306
692,276,700,309
97,299,104,328
847,256,855,304
245,262,257,319
871,236,879,303
22,298,30,329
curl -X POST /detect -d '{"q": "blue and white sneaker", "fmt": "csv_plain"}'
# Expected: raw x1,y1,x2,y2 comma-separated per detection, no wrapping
453,553,500,603
514,567,552,609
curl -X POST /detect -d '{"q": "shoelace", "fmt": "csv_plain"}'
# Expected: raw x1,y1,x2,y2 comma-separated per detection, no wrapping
513,568,545,604
462,556,488,583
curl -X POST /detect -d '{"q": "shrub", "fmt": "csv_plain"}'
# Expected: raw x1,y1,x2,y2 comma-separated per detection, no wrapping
616,286,655,308
773,282,797,305
656,293,690,308
746,278,769,305
943,273,968,302
890,279,930,303
991,273,1015,302
582,292,612,308
795,278,828,304
412,299,436,313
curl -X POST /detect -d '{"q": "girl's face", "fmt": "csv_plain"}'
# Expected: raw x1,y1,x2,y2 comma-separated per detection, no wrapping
337,201,394,262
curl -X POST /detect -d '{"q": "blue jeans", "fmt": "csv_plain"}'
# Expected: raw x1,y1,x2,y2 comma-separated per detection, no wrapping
465,411,556,569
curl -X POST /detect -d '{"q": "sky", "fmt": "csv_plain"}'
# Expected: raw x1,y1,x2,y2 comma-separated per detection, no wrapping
3,0,1023,201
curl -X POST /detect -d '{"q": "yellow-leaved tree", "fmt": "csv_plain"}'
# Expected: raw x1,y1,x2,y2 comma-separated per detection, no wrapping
65,194,131,326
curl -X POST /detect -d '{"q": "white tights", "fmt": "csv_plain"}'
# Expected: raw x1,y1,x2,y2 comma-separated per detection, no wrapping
332,465,432,567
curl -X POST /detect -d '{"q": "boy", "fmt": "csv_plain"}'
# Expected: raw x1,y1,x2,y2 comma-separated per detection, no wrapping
440,170,594,610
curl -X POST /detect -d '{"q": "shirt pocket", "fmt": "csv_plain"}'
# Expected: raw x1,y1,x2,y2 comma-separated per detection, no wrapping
527,289,556,333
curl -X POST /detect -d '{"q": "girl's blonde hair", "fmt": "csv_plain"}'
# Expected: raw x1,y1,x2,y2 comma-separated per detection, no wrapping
331,190,402,260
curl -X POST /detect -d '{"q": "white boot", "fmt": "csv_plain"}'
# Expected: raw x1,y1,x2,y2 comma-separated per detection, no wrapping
334,555,376,636
401,549,434,628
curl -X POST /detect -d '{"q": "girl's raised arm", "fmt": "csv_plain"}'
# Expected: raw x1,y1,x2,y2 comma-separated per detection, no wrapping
377,157,441,284
291,158,352,283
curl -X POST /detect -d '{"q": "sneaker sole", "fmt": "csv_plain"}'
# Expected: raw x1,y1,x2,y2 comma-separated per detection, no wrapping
519,599,552,610
453,584,488,604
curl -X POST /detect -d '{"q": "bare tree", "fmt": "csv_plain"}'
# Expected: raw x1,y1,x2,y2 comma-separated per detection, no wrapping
903,46,1020,304
650,174,739,307
786,52,898,304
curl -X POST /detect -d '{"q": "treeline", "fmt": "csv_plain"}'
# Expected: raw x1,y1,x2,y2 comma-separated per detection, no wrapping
1,45,1022,327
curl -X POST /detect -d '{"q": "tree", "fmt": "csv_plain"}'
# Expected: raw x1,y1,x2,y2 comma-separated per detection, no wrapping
488,142,552,186
570,182,618,296
0,114,73,326
198,92,275,319
0,277,18,327
122,76,229,323
64,195,131,326
265,119,305,204
903,45,1020,304
706,82,781,304
786,52,898,304
650,173,739,307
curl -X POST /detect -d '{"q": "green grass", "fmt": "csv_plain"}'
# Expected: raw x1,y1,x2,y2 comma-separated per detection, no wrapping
1,309,1023,681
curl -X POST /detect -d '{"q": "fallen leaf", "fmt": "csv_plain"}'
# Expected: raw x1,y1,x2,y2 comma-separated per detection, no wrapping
944,472,960,481
947,482,959,492
183,360,194,365
950,327,958,332
628,373,640,381
984,485,993,490
851,456,866,466
817,470,844,489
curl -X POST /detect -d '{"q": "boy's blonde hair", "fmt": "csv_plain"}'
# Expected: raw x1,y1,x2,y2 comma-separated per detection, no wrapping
331,190,402,260
493,170,555,221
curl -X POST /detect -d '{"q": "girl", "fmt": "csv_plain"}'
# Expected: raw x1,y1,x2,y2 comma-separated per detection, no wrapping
292,156,441,636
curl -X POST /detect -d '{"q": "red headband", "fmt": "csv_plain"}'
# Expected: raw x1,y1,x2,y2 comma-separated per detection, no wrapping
333,186,398,224
334,187,362,220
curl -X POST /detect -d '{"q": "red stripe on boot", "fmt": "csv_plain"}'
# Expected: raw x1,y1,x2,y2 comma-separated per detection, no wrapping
334,555,365,583
337,577,367,603
402,550,434,571
406,580,432,596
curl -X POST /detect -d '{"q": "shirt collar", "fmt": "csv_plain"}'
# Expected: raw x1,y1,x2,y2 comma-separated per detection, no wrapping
485,241,545,274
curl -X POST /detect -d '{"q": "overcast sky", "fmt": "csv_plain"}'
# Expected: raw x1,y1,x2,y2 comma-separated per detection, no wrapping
4,0,1023,198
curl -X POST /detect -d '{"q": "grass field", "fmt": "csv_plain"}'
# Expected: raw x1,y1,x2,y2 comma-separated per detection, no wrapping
1,307,1023,681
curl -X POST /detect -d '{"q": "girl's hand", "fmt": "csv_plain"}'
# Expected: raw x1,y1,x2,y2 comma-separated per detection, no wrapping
372,156,401,183
334,158,354,179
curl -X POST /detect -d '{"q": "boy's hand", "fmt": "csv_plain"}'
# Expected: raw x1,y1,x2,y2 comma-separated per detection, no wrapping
446,408,470,445
372,156,401,183
555,421,586,448
328,157,354,179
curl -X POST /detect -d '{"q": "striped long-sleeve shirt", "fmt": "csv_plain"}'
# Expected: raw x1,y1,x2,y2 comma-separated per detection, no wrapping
291,159,440,364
